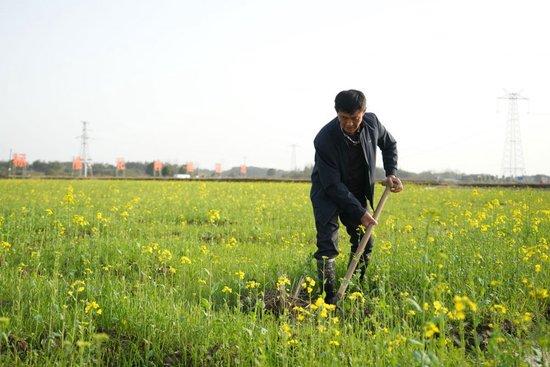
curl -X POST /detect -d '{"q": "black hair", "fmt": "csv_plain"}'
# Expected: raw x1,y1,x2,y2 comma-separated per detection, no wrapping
334,90,366,114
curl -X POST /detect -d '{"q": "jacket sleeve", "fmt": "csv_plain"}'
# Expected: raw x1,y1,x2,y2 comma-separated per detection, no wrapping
375,115,398,176
314,136,367,222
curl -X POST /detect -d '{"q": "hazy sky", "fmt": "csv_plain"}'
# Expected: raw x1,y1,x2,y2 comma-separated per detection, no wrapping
1,0,549,175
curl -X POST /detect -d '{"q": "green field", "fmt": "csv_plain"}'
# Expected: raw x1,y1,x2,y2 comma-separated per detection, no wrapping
0,180,548,366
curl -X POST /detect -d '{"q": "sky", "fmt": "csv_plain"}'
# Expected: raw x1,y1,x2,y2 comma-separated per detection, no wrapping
1,0,549,175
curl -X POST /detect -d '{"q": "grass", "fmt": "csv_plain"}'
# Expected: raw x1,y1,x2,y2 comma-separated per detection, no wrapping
0,179,548,366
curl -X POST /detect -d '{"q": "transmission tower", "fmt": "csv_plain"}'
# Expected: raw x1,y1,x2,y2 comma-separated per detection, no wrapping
499,92,528,179
78,121,93,177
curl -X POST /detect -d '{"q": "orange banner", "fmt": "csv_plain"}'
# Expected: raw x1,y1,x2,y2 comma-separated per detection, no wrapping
116,158,125,170
72,156,82,170
12,153,28,168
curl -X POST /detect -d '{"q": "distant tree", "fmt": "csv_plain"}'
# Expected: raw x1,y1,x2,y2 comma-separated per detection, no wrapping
162,165,175,177
266,168,276,177
145,162,155,176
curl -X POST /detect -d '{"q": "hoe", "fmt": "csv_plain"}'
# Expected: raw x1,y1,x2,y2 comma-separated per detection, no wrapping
335,183,392,302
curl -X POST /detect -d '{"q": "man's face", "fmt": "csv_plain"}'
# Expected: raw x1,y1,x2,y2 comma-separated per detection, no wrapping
337,109,365,134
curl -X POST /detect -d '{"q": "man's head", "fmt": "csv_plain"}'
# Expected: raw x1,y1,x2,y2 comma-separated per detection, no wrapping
335,90,366,134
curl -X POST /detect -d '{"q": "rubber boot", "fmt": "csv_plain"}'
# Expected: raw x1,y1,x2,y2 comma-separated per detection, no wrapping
316,258,337,304
347,252,369,282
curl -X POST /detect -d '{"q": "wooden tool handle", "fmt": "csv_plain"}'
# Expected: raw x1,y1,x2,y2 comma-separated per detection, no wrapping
336,185,392,301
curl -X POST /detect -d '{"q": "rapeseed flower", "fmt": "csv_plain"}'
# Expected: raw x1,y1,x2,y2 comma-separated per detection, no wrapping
300,276,316,294
245,280,260,289
490,304,508,314
448,295,477,320
64,186,76,205
424,322,439,338
276,275,291,288
180,256,192,264
0,241,11,250
280,323,291,337
157,249,172,263
529,288,548,299
84,300,102,315
208,209,221,224
348,291,365,303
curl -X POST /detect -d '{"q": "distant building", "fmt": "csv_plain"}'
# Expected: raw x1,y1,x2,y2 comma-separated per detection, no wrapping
174,174,191,179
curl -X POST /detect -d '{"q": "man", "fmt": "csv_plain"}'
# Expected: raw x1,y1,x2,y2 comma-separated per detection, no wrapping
310,89,403,304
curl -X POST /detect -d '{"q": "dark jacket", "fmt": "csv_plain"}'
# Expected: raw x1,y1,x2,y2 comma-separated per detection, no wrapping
310,112,398,225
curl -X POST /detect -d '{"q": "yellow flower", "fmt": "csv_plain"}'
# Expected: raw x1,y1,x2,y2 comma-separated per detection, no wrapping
207,209,221,224
64,186,76,205
314,297,325,309
287,339,298,346
448,310,465,320
245,280,260,289
529,288,549,299
45,208,54,216
84,300,102,315
432,300,448,315
180,256,192,264
380,241,392,253
72,215,89,227
157,249,172,263
277,275,291,288
71,280,86,293
224,237,238,248
348,291,365,302
1,241,11,250
424,322,439,338
280,323,291,337
235,271,245,280
534,264,541,273
490,304,508,314
221,286,233,294
329,340,340,347
520,312,533,323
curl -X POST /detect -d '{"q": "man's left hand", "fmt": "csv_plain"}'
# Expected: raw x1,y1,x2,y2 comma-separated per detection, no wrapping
385,175,403,193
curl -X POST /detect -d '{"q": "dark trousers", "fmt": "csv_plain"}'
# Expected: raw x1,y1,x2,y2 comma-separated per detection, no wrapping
314,194,374,260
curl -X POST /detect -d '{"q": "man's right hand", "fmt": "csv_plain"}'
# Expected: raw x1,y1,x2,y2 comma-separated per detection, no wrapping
361,211,378,227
